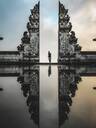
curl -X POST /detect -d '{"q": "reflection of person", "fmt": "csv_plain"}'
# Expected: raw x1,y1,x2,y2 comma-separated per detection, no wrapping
48,51,51,63
48,66,51,77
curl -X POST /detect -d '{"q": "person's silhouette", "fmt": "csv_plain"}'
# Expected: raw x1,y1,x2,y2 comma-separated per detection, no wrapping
48,51,51,63
48,65,51,77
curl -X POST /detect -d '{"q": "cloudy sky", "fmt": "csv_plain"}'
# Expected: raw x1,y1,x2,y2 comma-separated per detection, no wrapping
0,0,96,62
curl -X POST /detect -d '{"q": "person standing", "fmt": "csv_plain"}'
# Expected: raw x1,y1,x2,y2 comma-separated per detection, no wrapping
48,51,51,63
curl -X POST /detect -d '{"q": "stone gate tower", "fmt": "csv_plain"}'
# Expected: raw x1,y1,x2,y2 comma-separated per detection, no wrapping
17,2,40,62
58,1,81,62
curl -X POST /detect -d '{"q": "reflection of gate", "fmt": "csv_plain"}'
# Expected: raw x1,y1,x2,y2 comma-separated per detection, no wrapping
58,65,81,127
17,65,40,126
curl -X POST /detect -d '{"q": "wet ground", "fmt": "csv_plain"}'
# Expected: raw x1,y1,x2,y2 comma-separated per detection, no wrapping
0,65,96,128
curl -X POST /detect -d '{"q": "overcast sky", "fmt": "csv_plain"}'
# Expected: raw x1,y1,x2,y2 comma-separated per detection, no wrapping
0,0,96,62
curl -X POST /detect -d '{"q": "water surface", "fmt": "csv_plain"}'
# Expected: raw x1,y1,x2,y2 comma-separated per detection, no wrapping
0,65,96,128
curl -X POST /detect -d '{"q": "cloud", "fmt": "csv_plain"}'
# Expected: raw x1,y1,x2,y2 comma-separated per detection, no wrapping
69,0,96,51
40,17,58,62
0,0,34,51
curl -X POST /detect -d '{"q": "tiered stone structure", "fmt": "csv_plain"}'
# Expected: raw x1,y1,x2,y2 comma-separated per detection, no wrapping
17,2,40,62
58,1,82,62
